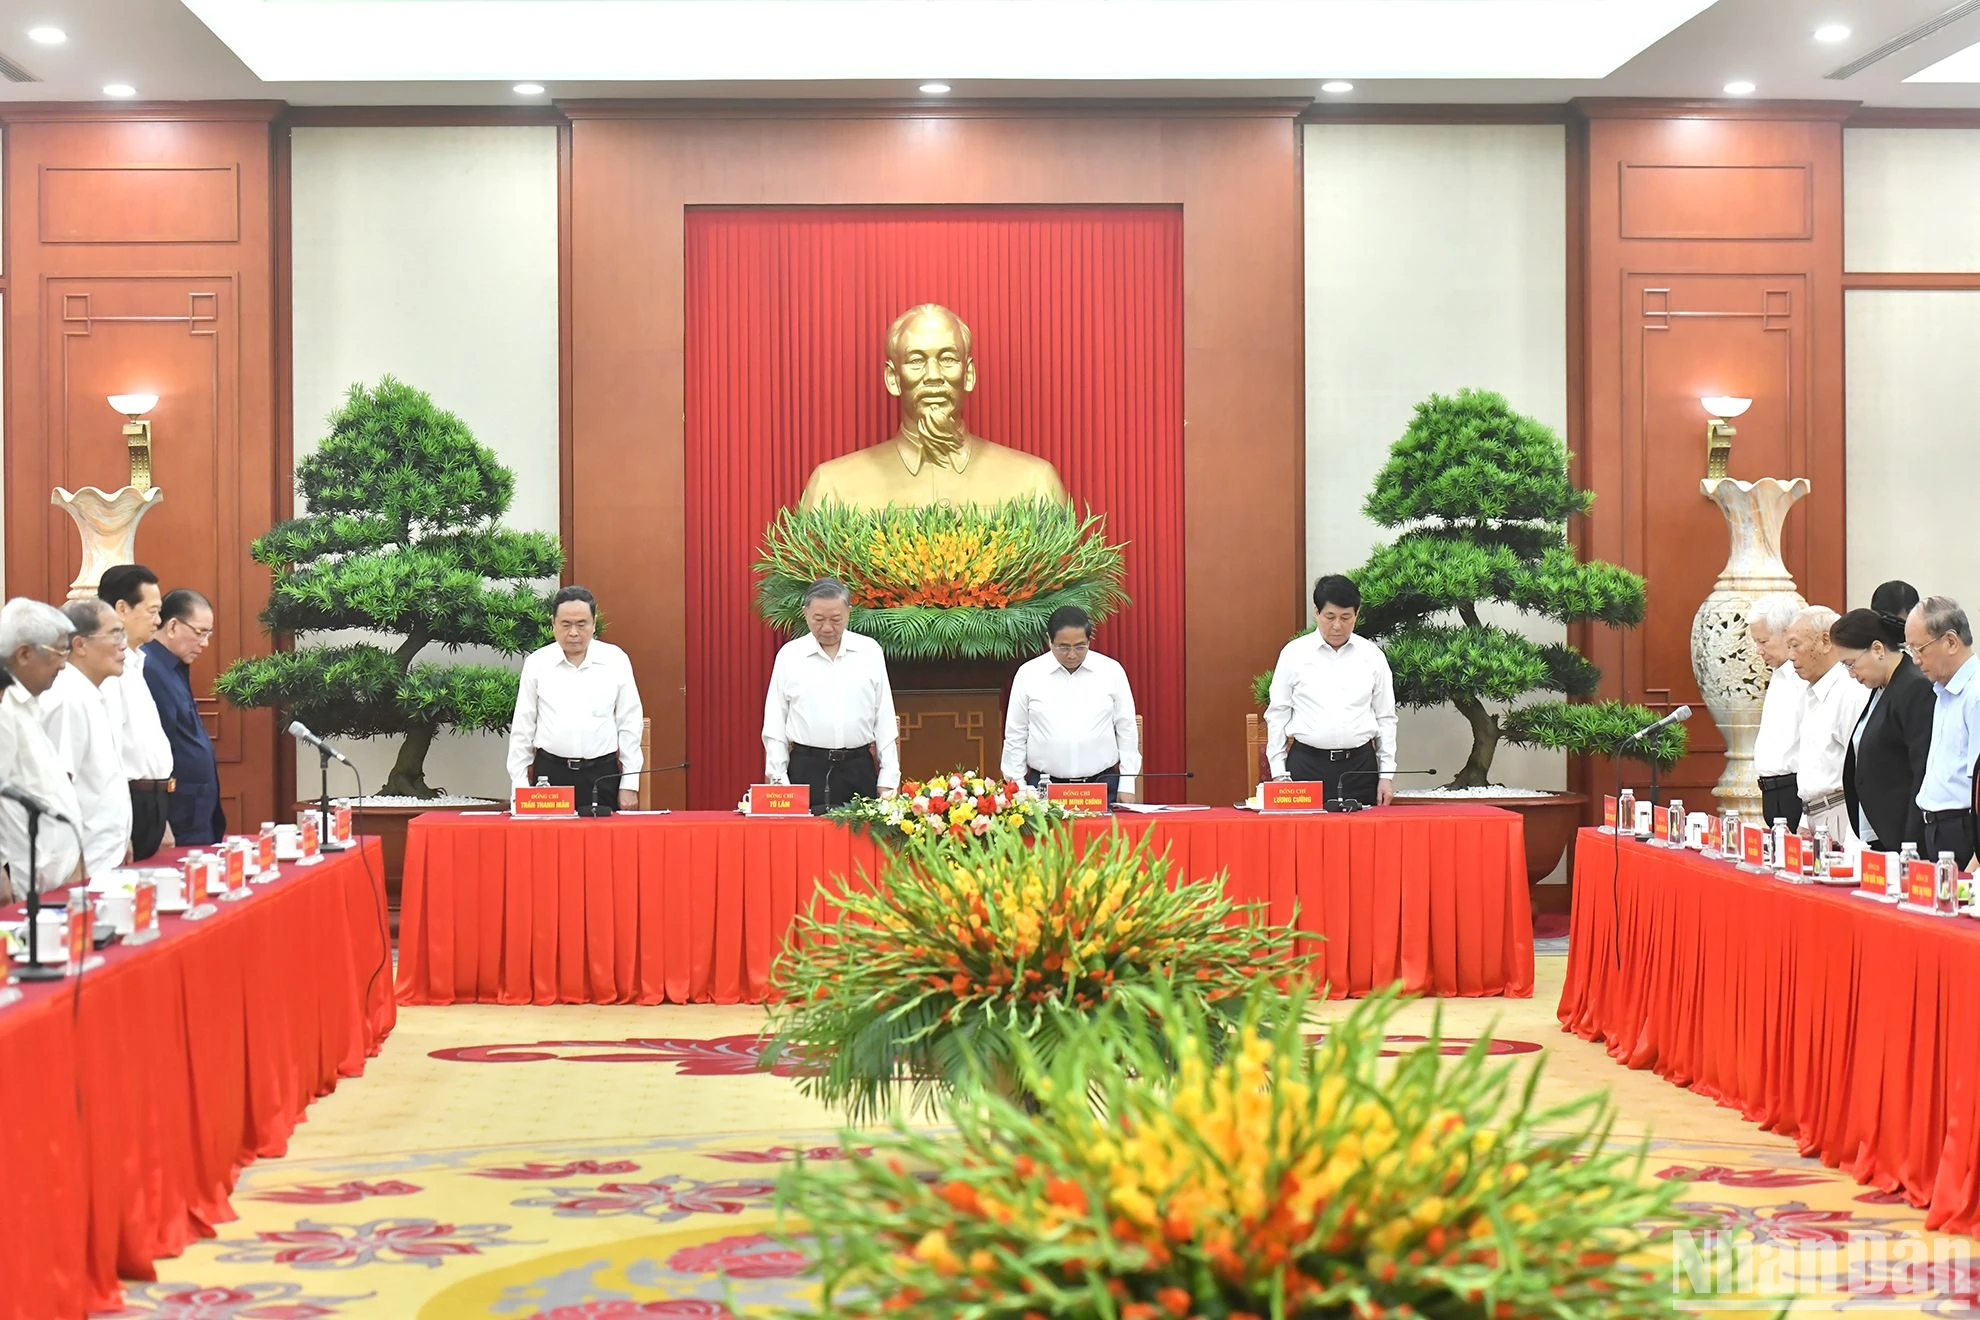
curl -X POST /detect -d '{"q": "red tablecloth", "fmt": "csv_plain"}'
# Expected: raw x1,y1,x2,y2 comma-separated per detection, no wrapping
0,840,395,1320
1560,828,1980,1232
397,805,1532,1005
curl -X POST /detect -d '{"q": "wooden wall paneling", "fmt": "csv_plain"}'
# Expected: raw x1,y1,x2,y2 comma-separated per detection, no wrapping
2,113,281,831
565,107,1304,809
1575,110,1846,805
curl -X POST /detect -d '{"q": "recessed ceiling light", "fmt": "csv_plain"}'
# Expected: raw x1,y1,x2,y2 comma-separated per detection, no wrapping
1321,80,1354,93
918,81,951,94
1813,23,1851,44
25,25,65,44
102,83,136,98
512,82,544,95
1723,79,1756,96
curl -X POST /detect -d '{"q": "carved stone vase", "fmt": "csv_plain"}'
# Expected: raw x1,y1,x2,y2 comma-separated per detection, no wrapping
53,486,165,601
1690,477,1809,818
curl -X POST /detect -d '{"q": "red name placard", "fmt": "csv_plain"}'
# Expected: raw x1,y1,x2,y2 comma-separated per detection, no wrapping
749,784,811,816
1907,859,1938,907
512,785,578,817
1781,833,1804,875
1602,795,1618,829
1741,824,1764,867
1261,781,1326,813
1047,782,1110,814
1861,851,1891,895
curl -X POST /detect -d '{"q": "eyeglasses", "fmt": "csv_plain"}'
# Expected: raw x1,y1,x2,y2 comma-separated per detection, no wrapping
173,622,214,640
33,643,67,660
1051,641,1090,656
1903,634,1952,660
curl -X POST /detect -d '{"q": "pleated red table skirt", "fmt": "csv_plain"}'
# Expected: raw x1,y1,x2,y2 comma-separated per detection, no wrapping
396,805,1533,1006
1560,828,1980,1232
0,840,395,1320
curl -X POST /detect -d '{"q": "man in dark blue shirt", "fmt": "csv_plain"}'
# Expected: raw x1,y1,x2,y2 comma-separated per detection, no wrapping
143,588,225,845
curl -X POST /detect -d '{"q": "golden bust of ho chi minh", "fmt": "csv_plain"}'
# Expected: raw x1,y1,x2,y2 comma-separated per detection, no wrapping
797,304,1071,511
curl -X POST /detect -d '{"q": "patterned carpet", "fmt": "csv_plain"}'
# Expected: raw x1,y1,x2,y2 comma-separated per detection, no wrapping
110,961,1980,1318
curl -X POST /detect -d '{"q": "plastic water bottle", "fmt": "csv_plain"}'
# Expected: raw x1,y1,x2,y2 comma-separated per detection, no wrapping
1937,852,1959,915
1770,818,1789,872
536,775,551,788
65,889,90,977
1811,825,1830,879
1618,788,1636,837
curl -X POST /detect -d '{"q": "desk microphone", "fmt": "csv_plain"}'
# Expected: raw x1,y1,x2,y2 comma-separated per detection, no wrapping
0,781,74,823
1325,767,1439,813
287,721,353,766
1613,705,1691,969
583,760,690,815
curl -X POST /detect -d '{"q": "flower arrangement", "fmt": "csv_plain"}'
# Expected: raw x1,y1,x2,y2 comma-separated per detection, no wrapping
777,980,1700,1318
755,498,1128,659
829,771,1071,846
763,829,1304,1122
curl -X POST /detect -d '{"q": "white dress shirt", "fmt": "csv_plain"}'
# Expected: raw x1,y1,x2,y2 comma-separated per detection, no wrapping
763,630,900,792
505,640,645,790
1796,661,1870,801
40,664,132,878
1001,650,1142,795
0,684,83,900
1753,660,1806,779
100,646,174,780
1264,631,1399,780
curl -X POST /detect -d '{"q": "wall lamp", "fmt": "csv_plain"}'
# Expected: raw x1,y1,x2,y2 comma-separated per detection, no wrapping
108,393,159,488
1700,396,1751,479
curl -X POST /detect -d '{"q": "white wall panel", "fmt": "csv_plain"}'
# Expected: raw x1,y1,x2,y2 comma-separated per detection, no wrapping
1845,129,1980,274
1845,291,1980,608
290,126,559,801
1303,123,1568,797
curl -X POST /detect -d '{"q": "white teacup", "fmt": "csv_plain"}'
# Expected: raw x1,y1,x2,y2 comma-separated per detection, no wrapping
98,893,134,935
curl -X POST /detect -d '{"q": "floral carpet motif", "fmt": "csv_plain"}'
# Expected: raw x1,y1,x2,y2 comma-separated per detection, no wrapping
114,970,1980,1317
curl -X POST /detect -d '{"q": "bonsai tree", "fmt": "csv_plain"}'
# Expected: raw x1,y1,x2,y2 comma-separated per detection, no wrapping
1259,388,1683,788
218,377,562,797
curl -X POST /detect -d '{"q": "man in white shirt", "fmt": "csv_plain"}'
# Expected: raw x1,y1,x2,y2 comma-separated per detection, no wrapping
1001,606,1141,806
763,578,899,813
1265,575,1399,808
0,599,84,899
42,600,133,878
1747,593,1808,831
1787,605,1870,846
505,585,645,816
98,564,175,858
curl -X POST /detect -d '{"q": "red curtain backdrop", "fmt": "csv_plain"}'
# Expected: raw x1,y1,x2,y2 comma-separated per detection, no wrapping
683,206,1186,809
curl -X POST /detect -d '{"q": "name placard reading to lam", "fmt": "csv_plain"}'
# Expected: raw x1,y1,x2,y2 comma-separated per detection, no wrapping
1261,782,1326,813
748,784,812,817
512,785,578,817
1047,782,1110,814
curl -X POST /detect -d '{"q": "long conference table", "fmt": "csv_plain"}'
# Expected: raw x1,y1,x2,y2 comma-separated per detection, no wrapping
396,804,1535,1005
0,840,394,1320
1561,829,1980,1232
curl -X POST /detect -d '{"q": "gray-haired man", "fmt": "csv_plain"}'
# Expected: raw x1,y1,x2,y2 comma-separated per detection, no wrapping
762,578,899,813
0,598,83,898
1908,596,1980,867
1749,593,1808,829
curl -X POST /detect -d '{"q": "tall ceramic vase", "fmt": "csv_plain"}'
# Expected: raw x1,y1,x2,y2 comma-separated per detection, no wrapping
1689,476,1809,818
53,486,164,601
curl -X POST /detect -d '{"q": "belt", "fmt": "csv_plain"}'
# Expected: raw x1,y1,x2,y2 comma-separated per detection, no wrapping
129,777,175,793
790,742,869,763
1293,740,1373,762
1758,773,1799,789
1801,788,1847,815
1923,807,1975,824
1034,765,1120,783
533,749,618,770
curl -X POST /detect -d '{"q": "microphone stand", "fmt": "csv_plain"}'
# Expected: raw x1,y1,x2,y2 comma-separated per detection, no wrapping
1326,767,1438,813
16,799,62,982
314,741,352,851
584,761,691,817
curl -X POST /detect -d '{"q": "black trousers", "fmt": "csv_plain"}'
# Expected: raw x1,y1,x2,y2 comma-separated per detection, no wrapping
1287,741,1379,807
1924,810,1979,869
789,743,878,815
129,784,169,861
1759,774,1803,832
1024,766,1122,807
531,750,623,817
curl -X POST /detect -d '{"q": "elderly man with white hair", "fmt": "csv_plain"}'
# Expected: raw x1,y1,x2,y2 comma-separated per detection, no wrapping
1787,604,1870,846
41,599,133,878
1749,593,1809,830
0,598,84,899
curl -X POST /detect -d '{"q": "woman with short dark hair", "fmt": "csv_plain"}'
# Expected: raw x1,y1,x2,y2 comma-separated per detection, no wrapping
1832,606,1935,850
